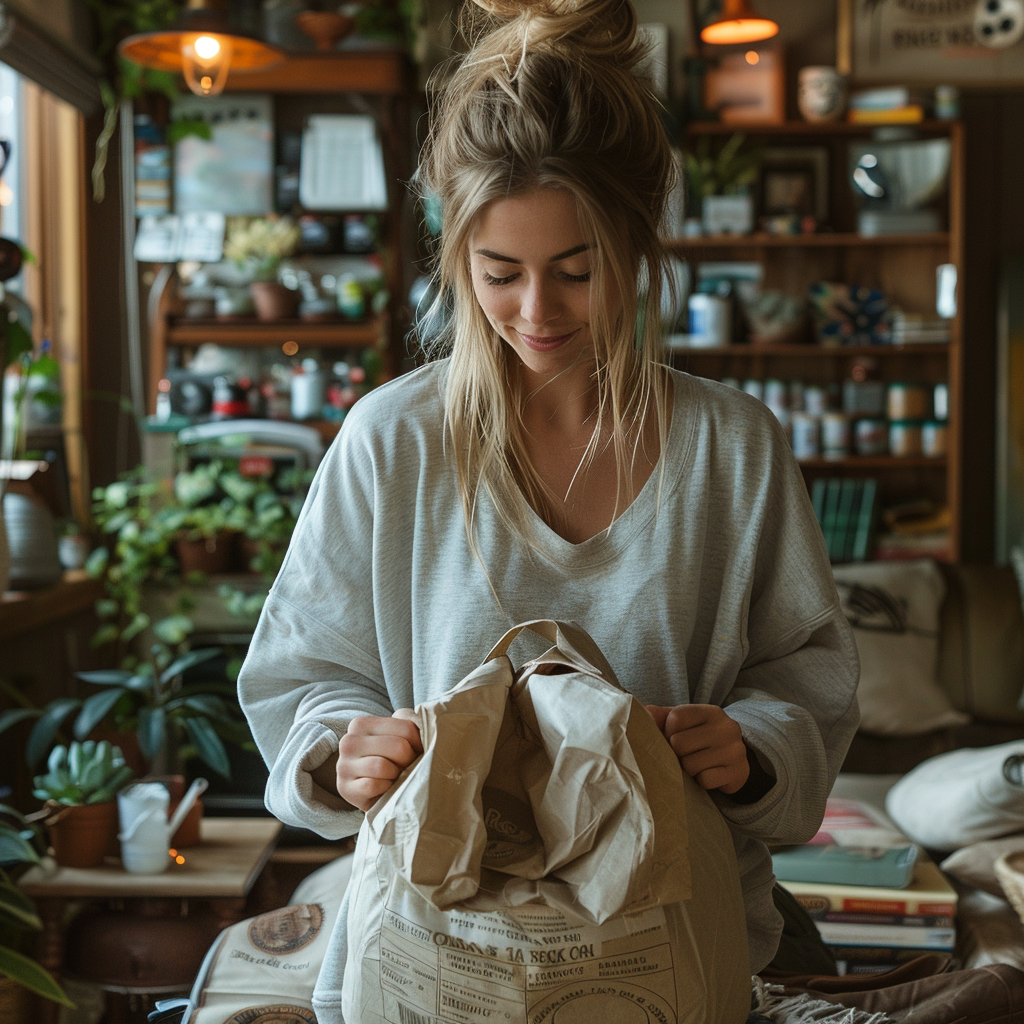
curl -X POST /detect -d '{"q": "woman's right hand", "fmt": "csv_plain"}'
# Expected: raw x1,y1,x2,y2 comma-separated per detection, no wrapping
336,709,423,811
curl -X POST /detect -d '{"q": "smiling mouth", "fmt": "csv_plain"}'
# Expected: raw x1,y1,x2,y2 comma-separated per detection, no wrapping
517,329,578,351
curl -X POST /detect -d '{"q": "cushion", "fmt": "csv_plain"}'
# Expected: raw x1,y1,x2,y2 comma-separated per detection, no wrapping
885,741,1024,852
942,834,1024,898
832,559,969,736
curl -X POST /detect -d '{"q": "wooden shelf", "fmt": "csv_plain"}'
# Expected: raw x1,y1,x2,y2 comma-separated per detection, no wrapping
665,232,950,249
667,344,950,357
225,49,411,95
685,120,959,136
797,456,946,470
167,318,381,348
0,570,102,642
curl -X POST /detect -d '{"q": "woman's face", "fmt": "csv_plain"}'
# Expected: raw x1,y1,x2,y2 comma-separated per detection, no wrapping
469,188,612,379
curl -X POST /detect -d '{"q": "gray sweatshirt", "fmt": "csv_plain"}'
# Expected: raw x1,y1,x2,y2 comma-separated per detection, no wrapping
238,361,860,984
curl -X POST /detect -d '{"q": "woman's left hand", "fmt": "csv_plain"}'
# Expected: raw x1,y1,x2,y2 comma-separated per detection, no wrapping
645,703,750,795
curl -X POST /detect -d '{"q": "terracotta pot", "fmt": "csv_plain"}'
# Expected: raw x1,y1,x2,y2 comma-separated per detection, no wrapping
295,10,355,50
175,531,235,575
47,802,118,868
250,281,299,321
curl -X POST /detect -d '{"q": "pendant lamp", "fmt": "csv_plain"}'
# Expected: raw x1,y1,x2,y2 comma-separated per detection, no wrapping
118,0,284,97
700,0,779,45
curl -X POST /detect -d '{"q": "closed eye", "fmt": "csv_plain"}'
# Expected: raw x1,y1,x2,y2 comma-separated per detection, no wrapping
482,271,517,286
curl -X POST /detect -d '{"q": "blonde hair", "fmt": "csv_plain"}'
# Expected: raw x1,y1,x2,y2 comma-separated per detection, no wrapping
415,0,675,549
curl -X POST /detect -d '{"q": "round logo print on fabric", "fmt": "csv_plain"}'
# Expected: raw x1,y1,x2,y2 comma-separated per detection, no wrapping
545,985,677,1024
224,1006,316,1024
247,903,325,955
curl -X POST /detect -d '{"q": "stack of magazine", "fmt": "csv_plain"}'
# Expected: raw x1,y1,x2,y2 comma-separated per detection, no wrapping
771,798,957,975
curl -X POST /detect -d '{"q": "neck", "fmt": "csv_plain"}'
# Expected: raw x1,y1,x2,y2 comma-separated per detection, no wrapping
517,355,601,442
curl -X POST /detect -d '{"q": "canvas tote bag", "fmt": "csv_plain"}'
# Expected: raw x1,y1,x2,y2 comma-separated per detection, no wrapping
341,620,751,1024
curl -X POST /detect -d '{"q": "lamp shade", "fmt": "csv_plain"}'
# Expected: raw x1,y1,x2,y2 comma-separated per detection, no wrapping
118,0,284,95
700,0,780,45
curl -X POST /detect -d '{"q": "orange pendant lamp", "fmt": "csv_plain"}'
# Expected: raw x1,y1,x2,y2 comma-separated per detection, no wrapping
118,0,284,97
700,0,779,45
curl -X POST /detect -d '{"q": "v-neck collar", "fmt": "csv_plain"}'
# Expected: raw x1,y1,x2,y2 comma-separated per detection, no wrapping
504,371,698,569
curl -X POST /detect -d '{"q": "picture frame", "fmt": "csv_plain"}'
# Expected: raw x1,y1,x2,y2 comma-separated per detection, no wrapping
757,147,829,223
838,0,1024,86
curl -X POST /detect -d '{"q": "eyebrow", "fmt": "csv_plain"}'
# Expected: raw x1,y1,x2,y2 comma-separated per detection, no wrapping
473,243,591,264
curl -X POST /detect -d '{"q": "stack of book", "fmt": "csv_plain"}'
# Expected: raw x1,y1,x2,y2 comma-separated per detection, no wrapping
891,312,951,346
772,798,958,975
847,88,926,125
811,478,878,563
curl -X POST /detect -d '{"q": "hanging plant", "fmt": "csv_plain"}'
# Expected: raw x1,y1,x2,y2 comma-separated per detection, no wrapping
86,0,184,202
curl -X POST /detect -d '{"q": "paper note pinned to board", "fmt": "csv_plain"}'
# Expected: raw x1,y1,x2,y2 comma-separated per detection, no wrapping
299,115,388,211
134,212,226,263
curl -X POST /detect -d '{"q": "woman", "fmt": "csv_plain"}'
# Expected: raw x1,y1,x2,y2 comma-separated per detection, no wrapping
238,0,860,1011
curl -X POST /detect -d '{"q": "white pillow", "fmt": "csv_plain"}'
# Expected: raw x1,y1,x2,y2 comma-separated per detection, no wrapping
832,559,969,736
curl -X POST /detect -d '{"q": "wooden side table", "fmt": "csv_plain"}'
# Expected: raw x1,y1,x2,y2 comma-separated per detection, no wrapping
19,817,282,1024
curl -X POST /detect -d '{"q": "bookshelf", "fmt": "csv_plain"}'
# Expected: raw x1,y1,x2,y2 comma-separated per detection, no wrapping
671,119,964,561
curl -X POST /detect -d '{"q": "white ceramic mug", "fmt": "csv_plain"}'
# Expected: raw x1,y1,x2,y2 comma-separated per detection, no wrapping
798,66,847,123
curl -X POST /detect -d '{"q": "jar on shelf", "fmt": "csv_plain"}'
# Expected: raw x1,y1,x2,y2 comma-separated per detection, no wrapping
854,418,888,457
889,420,924,457
291,359,327,421
791,412,821,460
887,383,929,421
821,413,850,460
922,421,948,457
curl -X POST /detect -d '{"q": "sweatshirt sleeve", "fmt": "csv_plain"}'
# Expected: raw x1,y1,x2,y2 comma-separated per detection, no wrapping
713,414,861,846
237,404,392,840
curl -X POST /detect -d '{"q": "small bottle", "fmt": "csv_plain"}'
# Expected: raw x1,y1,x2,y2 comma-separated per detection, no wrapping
337,274,366,320
291,358,326,421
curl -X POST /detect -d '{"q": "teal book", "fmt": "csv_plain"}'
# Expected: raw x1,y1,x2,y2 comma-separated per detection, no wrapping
822,478,843,561
811,477,828,528
851,479,878,562
835,479,862,563
772,843,919,889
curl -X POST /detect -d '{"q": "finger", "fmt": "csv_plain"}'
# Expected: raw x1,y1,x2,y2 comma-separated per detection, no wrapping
664,704,716,736
339,733,419,770
391,708,424,752
645,705,671,732
692,764,749,794
347,714,423,752
340,776,395,812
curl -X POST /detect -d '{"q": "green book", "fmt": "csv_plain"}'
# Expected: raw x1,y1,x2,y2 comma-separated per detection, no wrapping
811,477,828,530
822,479,843,561
836,479,863,563
851,479,878,562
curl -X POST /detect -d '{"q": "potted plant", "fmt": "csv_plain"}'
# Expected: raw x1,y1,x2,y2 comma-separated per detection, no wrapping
0,805,72,1013
683,133,762,235
32,741,135,868
223,215,302,321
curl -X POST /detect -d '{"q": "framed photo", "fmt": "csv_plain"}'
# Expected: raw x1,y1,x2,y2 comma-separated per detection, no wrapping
838,0,1024,86
757,147,829,222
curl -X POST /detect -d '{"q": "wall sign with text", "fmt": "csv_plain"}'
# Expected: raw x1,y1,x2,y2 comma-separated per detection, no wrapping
840,0,1024,85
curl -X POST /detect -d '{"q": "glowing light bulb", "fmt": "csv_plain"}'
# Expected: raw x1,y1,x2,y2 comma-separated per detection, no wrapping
182,33,232,97
745,50,760,65
194,35,221,60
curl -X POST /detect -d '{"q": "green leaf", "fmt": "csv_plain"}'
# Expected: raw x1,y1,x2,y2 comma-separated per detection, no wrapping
0,708,41,736
73,689,128,741
4,318,32,363
160,647,221,684
182,717,231,778
25,700,81,770
0,829,39,865
95,598,119,619
0,945,75,1006
153,614,193,645
75,670,132,687
0,881,41,929
90,623,120,649
121,611,151,643
137,705,166,761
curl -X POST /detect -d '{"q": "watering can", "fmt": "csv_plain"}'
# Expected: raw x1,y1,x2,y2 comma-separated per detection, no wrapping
117,778,208,874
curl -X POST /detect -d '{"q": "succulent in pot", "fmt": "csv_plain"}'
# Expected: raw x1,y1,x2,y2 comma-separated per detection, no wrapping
33,741,135,867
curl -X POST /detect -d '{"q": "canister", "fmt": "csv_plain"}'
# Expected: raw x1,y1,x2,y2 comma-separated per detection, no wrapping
742,378,764,402
791,412,821,460
687,293,731,347
842,380,886,418
291,359,326,421
887,383,929,421
854,418,888,457
933,382,949,422
763,378,788,416
821,412,850,460
803,385,828,416
889,420,923,457
922,421,948,457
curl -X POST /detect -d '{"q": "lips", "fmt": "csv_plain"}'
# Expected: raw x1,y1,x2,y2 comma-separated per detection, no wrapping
516,329,578,352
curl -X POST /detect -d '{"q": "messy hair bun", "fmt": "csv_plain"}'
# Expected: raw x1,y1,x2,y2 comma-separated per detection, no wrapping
417,0,674,552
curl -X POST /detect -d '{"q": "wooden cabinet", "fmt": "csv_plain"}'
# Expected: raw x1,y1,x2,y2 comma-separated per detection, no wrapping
668,120,964,560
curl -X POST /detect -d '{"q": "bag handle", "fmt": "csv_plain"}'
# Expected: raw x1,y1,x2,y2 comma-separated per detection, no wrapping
484,619,621,689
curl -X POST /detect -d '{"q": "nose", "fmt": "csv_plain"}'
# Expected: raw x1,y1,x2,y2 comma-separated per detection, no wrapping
520,275,561,327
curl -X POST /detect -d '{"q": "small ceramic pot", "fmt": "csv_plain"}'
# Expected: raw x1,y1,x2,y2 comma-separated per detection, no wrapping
798,66,847,123
47,801,118,868
175,532,235,576
250,281,299,321
295,10,355,50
